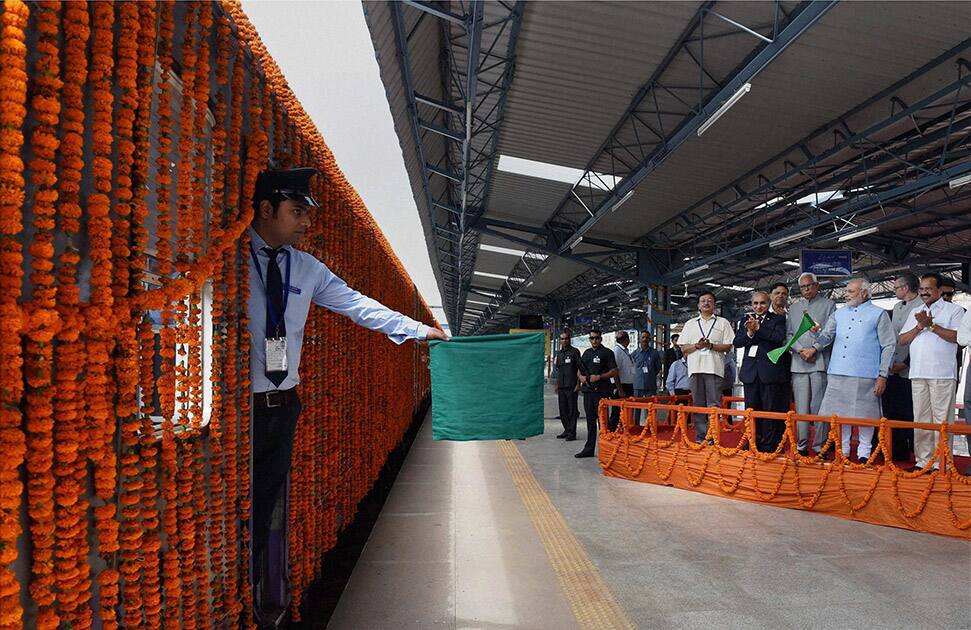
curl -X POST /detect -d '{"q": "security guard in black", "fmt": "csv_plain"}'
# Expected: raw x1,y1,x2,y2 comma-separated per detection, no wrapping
554,334,582,440
576,331,618,458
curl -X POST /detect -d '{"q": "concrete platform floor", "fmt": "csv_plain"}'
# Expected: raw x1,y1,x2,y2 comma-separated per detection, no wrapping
328,384,971,629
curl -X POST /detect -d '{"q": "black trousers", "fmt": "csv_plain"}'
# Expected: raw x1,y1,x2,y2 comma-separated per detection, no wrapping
582,391,608,453
609,384,632,432
252,388,301,562
880,374,913,460
744,379,790,453
557,388,579,437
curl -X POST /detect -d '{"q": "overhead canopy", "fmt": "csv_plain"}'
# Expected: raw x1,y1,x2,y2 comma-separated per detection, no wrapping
364,0,971,335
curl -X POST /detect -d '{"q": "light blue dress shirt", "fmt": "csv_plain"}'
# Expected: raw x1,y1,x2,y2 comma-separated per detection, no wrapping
248,227,429,392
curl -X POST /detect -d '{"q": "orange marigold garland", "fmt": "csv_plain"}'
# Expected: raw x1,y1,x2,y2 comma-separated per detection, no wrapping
206,11,233,621
24,2,62,628
112,1,146,625
154,2,183,626
132,1,162,626
87,2,121,627
188,5,214,624
53,2,92,626
0,2,29,627
220,42,246,624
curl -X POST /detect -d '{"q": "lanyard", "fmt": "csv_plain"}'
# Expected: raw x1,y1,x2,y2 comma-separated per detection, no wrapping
697,316,716,340
249,240,292,335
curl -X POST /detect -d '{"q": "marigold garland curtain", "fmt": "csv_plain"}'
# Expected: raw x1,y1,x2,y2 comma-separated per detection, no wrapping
430,332,545,441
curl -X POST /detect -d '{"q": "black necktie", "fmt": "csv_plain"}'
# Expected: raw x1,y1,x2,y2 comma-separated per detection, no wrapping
757,315,764,323
264,247,287,386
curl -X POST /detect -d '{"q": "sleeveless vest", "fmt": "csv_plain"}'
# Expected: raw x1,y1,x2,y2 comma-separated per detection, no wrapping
827,301,885,379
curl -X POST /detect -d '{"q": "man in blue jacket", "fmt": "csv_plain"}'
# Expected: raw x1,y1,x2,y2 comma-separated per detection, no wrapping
733,290,790,452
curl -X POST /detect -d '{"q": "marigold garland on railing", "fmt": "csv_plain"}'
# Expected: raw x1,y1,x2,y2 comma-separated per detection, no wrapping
598,399,971,538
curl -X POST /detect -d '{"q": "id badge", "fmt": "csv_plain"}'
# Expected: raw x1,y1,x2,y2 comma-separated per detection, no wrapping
266,337,288,372
565,358,571,364
593,356,601,364
748,345,759,358
642,366,650,373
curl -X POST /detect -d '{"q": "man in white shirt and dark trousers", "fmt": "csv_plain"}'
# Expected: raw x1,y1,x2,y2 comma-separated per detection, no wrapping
898,272,965,471
611,331,636,431
678,291,735,444
247,168,447,622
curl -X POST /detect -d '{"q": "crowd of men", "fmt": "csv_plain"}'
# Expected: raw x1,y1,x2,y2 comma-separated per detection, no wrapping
552,271,971,470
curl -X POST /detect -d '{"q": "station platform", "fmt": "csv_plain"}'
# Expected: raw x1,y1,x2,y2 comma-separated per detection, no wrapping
328,385,971,629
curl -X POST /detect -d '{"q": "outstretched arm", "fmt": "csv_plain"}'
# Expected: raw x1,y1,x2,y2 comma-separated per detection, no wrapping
313,262,441,343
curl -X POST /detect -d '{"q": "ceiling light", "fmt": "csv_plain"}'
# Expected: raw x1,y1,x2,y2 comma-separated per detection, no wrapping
467,299,492,306
769,229,813,248
566,234,583,250
610,190,634,212
837,226,879,242
685,263,710,276
949,173,971,189
697,82,751,137
782,261,800,267
480,244,526,257
473,271,509,280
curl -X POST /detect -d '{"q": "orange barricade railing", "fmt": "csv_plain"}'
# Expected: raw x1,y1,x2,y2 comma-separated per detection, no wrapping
593,398,971,538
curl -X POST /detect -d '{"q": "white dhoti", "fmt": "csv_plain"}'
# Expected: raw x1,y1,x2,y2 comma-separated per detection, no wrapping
818,374,882,459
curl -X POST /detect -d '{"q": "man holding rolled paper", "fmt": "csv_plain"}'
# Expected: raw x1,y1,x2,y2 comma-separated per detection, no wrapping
788,272,836,456
804,277,895,464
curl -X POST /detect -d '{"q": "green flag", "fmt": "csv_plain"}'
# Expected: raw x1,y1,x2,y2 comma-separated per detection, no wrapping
429,332,545,441
767,312,816,364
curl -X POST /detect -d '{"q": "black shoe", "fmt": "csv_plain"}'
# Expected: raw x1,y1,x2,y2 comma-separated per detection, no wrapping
565,435,577,442
575,450,595,458
556,431,568,439
798,449,810,457
857,454,871,465
906,465,923,472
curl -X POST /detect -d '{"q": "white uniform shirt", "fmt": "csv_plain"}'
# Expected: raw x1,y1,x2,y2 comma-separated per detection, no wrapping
678,314,735,378
900,298,966,380
613,343,636,385
248,227,429,392
958,308,971,348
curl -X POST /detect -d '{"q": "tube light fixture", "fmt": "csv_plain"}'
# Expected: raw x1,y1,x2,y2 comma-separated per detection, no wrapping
610,190,635,212
836,226,879,242
685,263,710,276
566,234,583,250
697,82,751,137
768,229,812,248
949,173,971,189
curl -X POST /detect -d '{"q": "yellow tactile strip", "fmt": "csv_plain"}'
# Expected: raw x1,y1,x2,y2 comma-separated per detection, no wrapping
497,441,636,630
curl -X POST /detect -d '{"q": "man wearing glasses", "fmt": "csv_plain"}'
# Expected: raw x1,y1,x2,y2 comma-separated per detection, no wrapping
678,291,735,444
553,330,582,441
576,330,618,458
789,272,836,456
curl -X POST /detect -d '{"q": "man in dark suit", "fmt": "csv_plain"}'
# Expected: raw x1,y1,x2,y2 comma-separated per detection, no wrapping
733,290,790,453
662,333,682,381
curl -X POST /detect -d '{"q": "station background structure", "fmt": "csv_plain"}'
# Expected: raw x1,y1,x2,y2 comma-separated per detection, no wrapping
365,0,971,343
0,1,434,627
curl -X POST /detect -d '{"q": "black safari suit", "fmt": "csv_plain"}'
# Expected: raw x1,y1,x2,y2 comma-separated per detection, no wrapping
733,311,790,452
